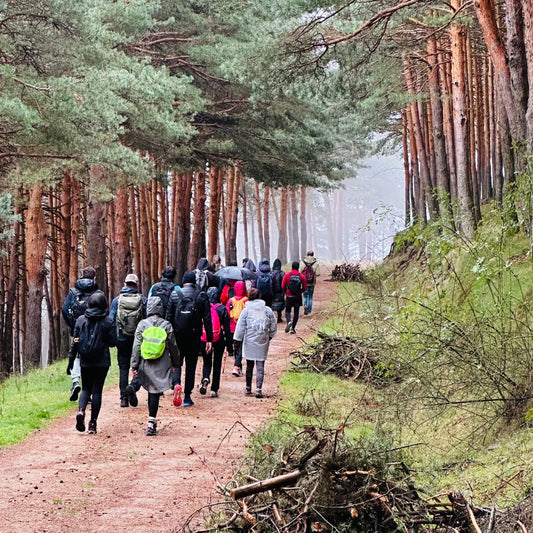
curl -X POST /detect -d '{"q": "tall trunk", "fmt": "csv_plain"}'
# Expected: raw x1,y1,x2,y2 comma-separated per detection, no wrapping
189,171,207,269
254,182,265,260
406,104,423,222
523,1,533,141
207,167,221,261
402,110,412,226
300,186,307,258
69,177,81,284
242,177,250,260
289,187,299,261
263,186,271,261
111,187,131,294
175,173,193,281
129,186,141,275
277,187,288,264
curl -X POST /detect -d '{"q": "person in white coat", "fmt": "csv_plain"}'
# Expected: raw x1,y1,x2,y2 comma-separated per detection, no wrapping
233,288,277,398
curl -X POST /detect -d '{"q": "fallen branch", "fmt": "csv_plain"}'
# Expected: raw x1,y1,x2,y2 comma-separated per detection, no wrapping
230,470,302,500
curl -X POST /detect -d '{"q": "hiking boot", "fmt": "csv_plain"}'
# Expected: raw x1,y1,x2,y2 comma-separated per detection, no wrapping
146,421,157,436
87,420,97,434
255,390,263,399
183,396,194,407
75,411,85,432
199,378,209,395
285,321,292,333
245,388,253,396
210,391,218,398
303,308,309,315
120,396,129,408
173,384,183,407
70,382,81,402
126,385,138,407
290,329,296,334
232,366,242,377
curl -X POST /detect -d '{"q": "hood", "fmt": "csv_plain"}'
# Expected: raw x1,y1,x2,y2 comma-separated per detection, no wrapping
120,286,139,295
272,259,282,271
303,256,317,265
246,299,266,310
196,257,209,270
146,296,164,317
243,259,256,272
234,281,247,298
207,286,219,304
259,262,271,274
84,307,107,319
75,278,98,293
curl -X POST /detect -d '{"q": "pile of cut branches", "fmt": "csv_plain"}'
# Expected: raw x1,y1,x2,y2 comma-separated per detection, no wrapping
180,427,490,533
330,262,364,282
292,331,380,381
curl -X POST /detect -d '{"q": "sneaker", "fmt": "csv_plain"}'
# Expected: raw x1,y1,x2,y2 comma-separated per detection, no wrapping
290,329,296,334
146,421,157,436
303,308,309,315
255,390,263,399
199,378,209,395
70,382,81,402
120,397,129,408
245,388,253,396
285,321,292,333
277,317,283,323
126,385,138,407
173,384,183,407
87,420,97,434
183,396,194,407
232,366,242,377
75,411,85,432
210,391,218,398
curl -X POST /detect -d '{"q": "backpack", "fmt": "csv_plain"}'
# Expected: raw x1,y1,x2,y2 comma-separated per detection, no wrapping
140,325,167,359
271,270,283,294
195,269,208,291
116,293,143,337
69,289,91,321
77,319,105,361
201,303,221,343
173,288,200,332
229,297,247,323
288,273,303,296
151,282,175,315
302,261,316,285
257,272,273,299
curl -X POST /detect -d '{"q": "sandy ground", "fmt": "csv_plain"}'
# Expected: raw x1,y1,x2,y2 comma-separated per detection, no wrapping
0,278,331,533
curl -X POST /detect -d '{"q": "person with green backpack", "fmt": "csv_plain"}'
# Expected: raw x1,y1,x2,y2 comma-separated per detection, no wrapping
109,274,147,407
130,296,180,436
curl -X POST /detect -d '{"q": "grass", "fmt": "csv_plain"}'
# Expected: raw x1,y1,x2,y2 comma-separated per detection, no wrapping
0,351,118,448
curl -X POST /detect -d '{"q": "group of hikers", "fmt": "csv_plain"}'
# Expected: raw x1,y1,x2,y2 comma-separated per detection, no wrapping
61,252,320,436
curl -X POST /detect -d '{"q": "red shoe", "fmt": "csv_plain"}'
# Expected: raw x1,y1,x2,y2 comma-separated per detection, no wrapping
173,384,183,407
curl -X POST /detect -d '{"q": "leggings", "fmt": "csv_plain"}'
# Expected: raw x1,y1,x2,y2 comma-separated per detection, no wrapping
79,366,109,421
245,359,265,391
148,392,161,418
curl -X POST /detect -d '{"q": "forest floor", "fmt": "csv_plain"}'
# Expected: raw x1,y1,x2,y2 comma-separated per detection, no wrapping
0,276,332,533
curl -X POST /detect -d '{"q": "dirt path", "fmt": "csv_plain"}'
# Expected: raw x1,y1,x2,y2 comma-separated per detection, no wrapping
0,278,330,533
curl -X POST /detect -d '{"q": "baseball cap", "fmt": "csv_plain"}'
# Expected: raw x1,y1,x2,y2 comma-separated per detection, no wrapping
125,273,139,285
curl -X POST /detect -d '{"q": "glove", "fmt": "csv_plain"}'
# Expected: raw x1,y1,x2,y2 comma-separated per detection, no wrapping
66,359,73,375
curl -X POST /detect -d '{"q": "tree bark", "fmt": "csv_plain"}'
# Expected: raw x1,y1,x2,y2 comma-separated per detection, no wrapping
300,186,307,258
189,171,207,269
277,187,288,264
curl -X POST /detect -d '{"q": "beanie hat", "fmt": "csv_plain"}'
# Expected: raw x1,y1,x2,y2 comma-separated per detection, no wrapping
182,271,196,285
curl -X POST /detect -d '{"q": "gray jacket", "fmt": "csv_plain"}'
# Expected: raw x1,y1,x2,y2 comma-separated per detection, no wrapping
131,297,180,394
233,299,277,361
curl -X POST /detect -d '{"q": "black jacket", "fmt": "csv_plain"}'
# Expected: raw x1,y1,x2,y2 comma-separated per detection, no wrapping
61,278,99,335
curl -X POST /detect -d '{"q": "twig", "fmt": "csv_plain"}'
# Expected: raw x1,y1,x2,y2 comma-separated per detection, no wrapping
466,502,482,533
231,470,302,499
517,521,528,533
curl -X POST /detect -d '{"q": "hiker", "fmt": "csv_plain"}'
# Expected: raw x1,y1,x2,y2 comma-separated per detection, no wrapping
212,254,223,272
62,266,99,402
148,266,179,316
256,259,274,308
130,296,180,436
109,274,147,407
300,251,320,315
220,278,237,305
69,291,116,435
194,257,218,292
281,261,307,334
199,287,233,398
233,288,277,398
227,280,248,377
166,270,213,407
270,259,285,323
242,258,257,290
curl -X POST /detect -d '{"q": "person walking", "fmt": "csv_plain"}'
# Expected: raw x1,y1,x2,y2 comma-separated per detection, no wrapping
148,266,179,316
109,274,146,407
300,251,320,315
233,288,277,398
256,259,274,308
227,280,248,376
68,291,116,435
130,296,180,436
281,261,307,334
62,266,99,402
270,259,285,323
199,287,233,397
166,271,213,407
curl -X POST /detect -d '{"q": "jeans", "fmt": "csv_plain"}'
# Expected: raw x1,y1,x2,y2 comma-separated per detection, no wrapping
285,296,301,330
201,340,225,392
172,336,201,397
303,285,315,312
116,336,140,398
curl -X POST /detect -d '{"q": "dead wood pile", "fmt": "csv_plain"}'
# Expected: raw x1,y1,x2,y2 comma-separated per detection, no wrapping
330,262,364,282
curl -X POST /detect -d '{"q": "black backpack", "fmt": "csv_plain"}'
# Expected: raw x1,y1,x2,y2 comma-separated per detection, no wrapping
152,282,175,315
257,272,273,299
173,288,200,333
77,319,105,361
271,270,283,294
69,289,91,321
288,273,303,296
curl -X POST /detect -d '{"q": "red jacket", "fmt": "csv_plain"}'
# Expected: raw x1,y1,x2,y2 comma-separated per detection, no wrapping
281,269,307,297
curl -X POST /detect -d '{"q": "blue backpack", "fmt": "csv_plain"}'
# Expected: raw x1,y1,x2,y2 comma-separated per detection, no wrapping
257,272,273,299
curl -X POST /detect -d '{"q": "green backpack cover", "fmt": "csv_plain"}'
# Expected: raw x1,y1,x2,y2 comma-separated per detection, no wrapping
141,326,167,359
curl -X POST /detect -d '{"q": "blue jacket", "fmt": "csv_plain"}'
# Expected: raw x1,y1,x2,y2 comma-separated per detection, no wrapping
62,278,99,335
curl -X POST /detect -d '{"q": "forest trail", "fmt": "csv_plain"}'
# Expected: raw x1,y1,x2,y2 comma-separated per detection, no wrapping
0,275,332,533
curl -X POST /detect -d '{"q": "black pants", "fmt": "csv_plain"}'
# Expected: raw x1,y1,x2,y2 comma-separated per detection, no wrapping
201,340,225,392
116,336,140,397
148,392,161,418
285,296,302,329
172,336,201,397
79,365,109,422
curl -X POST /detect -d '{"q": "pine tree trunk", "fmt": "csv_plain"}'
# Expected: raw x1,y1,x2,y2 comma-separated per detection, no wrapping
255,181,265,259
402,110,412,226
523,1,533,141
289,187,299,262
277,187,288,264
263,186,271,261
242,177,250,259
189,171,207,269
111,187,131,294
174,173,193,281
207,167,221,260
69,177,81,284
300,186,307,258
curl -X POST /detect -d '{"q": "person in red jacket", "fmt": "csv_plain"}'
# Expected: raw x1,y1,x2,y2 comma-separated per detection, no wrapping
281,261,307,334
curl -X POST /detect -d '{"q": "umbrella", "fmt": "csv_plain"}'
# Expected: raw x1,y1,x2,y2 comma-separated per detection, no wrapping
215,266,257,281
